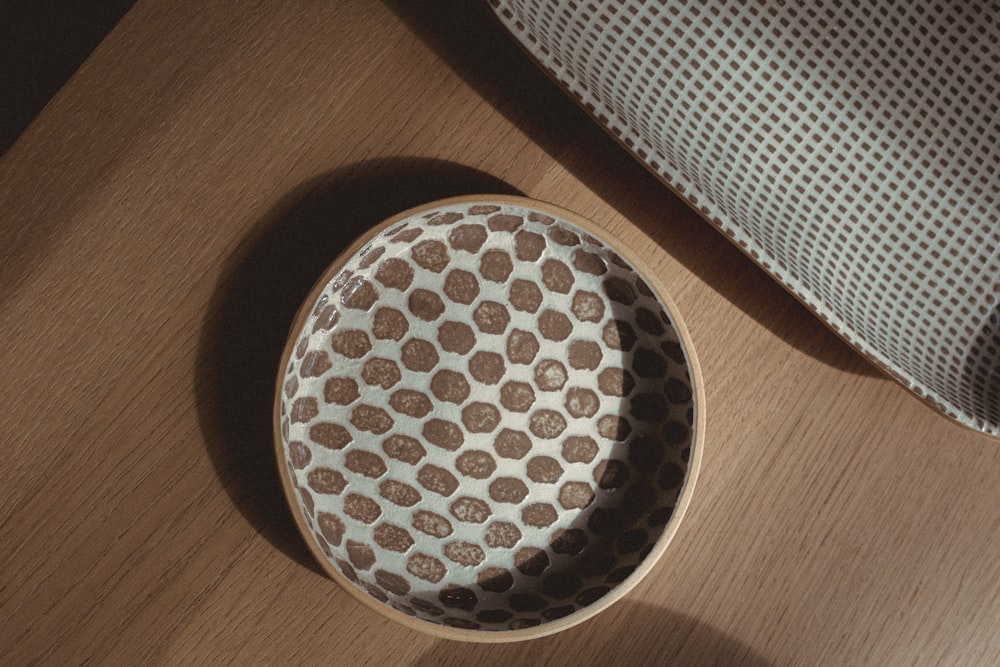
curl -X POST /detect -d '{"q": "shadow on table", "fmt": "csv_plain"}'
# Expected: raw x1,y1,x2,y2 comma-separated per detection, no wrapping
195,158,521,571
0,0,136,155
384,0,877,378
416,600,773,667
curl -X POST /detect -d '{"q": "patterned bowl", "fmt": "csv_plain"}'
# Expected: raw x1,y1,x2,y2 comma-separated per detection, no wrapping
274,195,703,641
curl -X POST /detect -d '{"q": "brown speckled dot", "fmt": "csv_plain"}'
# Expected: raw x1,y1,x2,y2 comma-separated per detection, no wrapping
408,288,446,321
427,211,463,226
407,553,447,583
350,405,394,435
534,359,568,391
485,521,522,548
324,376,360,405
307,467,347,494
487,213,523,231
469,204,500,215
340,276,379,311
568,340,602,371
299,488,314,517
409,596,444,618
469,351,505,384
562,435,599,463
361,358,401,389
389,389,433,418
666,377,693,403
663,420,689,446
330,271,353,292
295,337,309,359
558,481,595,509
310,422,352,450
412,510,453,538
449,223,488,253
375,569,411,596
437,321,476,354
527,456,564,483
422,419,464,451
444,541,486,567
602,319,637,351
411,239,450,273
500,381,535,412
462,402,501,433
478,568,515,593
603,276,637,305
550,528,588,555
288,441,311,469
635,307,665,335
345,450,387,478
291,397,319,423
541,259,575,294
312,304,340,332
509,279,543,313
598,415,632,441
494,428,532,459
515,230,546,261
529,409,567,439
450,496,492,524
573,249,607,276
473,301,510,335
565,387,600,418
430,369,471,404
393,229,424,243
594,459,631,489
598,367,635,396
299,350,332,377
284,376,299,399
372,307,409,341
317,512,345,546
480,250,514,282
379,479,421,507
571,291,606,323
659,462,686,490
382,434,426,464
588,507,627,536
443,269,480,305
538,309,572,341
373,524,415,553
374,257,414,291
514,547,550,576
506,329,540,365
344,495,381,524
401,338,439,372
522,503,558,527
455,450,497,479
489,477,529,503
439,586,478,612
417,464,460,496
548,225,580,247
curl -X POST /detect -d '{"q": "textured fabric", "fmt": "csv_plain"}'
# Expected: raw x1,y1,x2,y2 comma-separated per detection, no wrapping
490,0,1000,435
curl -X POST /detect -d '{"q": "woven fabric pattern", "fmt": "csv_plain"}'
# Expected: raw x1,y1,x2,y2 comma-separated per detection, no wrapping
490,0,1000,435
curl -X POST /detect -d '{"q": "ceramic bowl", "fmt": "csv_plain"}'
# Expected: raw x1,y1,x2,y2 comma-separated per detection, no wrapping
274,195,703,641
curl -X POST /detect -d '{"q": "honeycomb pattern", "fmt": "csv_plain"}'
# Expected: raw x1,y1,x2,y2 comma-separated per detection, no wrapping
490,0,1000,435
277,199,698,632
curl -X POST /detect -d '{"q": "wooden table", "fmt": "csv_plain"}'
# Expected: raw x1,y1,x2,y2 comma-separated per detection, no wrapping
3,3,998,664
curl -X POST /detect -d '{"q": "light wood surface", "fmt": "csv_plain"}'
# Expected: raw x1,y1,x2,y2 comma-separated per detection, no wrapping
2,2,998,665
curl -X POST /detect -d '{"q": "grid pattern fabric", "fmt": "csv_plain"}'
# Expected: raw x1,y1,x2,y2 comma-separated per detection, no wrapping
490,0,1000,435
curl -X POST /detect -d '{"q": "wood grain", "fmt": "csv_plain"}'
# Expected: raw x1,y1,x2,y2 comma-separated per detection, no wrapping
2,2,998,665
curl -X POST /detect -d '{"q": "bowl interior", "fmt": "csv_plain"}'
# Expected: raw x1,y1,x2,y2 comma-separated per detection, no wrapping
275,198,698,636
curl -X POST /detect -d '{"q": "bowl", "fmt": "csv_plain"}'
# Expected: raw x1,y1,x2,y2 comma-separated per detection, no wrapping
274,195,703,641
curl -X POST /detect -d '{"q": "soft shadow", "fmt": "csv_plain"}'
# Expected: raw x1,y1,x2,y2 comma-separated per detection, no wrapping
961,307,1000,434
195,158,522,569
416,601,772,666
385,0,878,376
0,0,137,154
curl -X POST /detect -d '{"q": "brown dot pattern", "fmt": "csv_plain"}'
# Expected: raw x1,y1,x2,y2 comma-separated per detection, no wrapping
279,201,697,633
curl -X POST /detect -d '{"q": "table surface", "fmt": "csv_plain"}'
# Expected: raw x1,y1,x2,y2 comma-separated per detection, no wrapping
3,3,998,665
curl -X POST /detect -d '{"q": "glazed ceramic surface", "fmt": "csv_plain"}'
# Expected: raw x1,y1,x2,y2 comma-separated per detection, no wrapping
274,196,702,640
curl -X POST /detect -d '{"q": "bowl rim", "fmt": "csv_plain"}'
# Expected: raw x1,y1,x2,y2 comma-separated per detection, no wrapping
272,194,706,642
